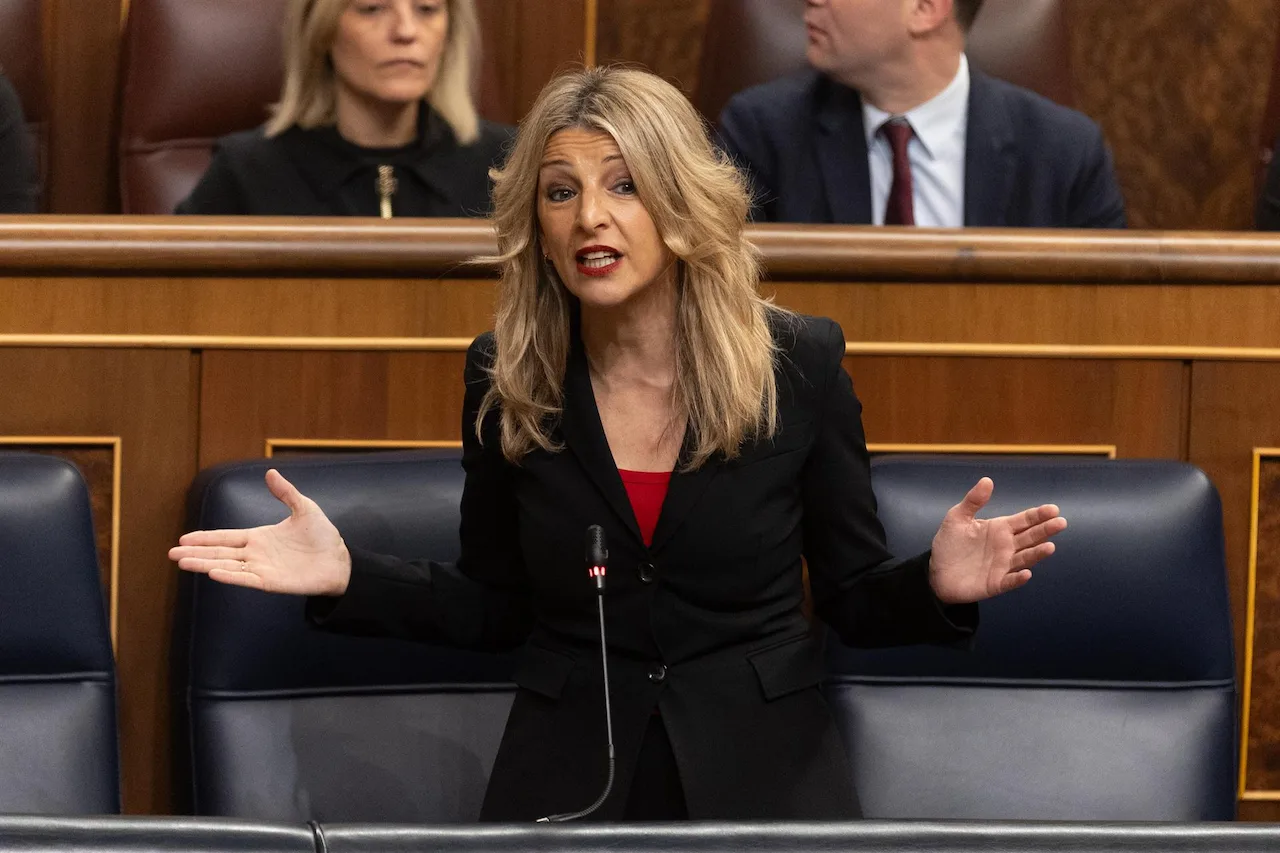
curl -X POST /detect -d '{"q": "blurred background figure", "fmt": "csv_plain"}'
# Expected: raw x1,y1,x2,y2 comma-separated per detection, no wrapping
0,68,37,213
176,0,510,217
717,0,1125,228
1257,137,1280,230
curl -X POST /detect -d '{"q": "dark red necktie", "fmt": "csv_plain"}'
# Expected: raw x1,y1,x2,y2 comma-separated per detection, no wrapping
881,118,915,226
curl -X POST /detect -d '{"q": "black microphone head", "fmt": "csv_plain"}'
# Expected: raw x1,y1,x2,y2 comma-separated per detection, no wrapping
586,524,608,568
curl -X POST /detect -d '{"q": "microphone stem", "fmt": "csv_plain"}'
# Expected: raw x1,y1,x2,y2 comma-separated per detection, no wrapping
535,585,616,822
597,595,615,749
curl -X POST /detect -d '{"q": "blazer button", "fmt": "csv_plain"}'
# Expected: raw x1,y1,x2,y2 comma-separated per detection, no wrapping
648,662,667,684
638,562,656,584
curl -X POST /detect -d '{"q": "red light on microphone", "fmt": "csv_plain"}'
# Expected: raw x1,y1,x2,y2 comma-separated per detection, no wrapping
587,565,606,578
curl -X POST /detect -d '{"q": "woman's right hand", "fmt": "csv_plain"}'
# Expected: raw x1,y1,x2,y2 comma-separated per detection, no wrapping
168,469,351,596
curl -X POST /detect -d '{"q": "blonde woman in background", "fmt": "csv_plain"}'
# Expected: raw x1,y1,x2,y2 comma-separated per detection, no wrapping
172,67,1066,820
177,0,509,217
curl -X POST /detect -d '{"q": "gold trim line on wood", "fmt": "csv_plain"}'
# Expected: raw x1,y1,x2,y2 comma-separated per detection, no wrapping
267,440,1104,458
868,443,1116,458
15,336,1280,361
1239,448,1280,797
843,343,1280,361
1240,791,1280,801
583,0,598,66
265,438,463,457
110,438,121,649
0,436,123,651
0,335,479,351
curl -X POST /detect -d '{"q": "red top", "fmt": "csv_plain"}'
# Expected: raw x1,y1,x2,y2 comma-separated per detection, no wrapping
617,468,671,546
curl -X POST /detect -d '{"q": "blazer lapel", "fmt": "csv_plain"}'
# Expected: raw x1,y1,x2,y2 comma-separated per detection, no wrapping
963,70,1016,227
558,342,645,545
558,337,723,553
815,80,874,224
648,436,720,555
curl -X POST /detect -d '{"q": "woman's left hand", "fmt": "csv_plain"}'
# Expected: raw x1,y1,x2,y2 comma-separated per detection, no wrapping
928,477,1067,605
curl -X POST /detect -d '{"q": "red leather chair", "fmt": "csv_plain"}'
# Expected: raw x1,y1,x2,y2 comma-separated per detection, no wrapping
964,0,1074,108
0,0,47,210
117,0,511,214
695,0,1074,122
117,0,289,215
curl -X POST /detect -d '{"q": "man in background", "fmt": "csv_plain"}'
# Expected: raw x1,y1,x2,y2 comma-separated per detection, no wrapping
717,0,1125,228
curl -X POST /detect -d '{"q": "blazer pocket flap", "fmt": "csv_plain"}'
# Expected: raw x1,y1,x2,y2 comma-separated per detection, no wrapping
747,635,824,701
733,419,815,468
514,643,576,700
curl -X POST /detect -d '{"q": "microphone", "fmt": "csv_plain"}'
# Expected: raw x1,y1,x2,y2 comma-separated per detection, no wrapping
536,524,616,822
587,524,608,593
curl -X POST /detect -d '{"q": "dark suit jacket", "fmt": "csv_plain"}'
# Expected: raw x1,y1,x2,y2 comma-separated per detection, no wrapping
175,103,511,217
717,69,1126,228
310,313,976,821
0,72,36,213
1257,137,1280,230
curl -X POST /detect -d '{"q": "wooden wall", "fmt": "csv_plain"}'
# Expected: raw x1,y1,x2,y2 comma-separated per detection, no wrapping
28,0,1280,224
1066,0,1280,229
1,219,1280,817
42,0,123,213
474,0,586,125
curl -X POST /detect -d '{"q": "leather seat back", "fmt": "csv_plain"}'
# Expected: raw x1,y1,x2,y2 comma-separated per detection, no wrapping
0,453,120,814
178,450,514,822
117,0,288,214
826,457,1236,820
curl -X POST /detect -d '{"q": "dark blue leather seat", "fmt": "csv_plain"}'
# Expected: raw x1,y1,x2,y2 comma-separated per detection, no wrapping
0,815,314,853
313,820,1280,853
0,452,120,814
827,457,1236,820
3,816,1280,853
177,450,515,822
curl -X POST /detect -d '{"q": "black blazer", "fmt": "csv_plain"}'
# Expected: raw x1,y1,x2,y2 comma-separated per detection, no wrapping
311,314,976,821
0,72,36,213
717,69,1126,228
1258,137,1280,230
175,104,512,217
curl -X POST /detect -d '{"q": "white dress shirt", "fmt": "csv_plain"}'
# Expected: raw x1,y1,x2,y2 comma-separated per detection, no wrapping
863,55,970,227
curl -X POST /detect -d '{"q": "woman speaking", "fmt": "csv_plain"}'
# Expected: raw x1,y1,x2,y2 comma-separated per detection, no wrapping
170,67,1066,821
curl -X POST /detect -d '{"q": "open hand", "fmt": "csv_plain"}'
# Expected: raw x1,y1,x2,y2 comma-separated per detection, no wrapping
928,477,1067,605
168,469,351,596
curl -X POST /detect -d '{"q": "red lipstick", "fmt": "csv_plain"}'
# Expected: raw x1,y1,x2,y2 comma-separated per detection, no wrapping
576,244,623,277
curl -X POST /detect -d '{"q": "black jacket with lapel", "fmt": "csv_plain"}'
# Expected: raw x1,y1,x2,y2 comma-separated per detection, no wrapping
313,314,976,820
718,68,1126,228
174,104,513,217
813,82,873,224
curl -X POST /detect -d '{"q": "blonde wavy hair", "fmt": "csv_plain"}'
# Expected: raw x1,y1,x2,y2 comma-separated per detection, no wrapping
479,66,784,470
265,0,481,143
